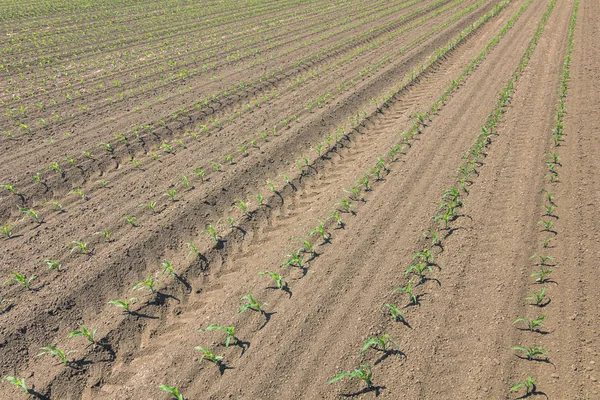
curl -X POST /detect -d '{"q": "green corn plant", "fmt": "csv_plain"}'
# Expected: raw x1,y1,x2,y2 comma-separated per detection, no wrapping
328,210,344,227
537,220,554,232
309,220,329,241
1,224,13,238
82,151,94,159
48,161,63,176
128,157,141,168
224,155,235,164
161,142,174,153
513,315,546,332
412,249,434,265
194,346,223,364
161,260,176,277
71,240,89,254
200,324,238,347
124,216,138,227
259,271,286,290
177,176,190,190
544,205,556,216
510,377,536,395
530,254,554,265
394,280,418,305
37,346,73,365
95,229,112,242
328,364,373,388
526,287,547,306
231,200,250,217
359,175,370,191
2,376,29,393
44,259,62,271
344,186,361,202
359,334,400,356
283,249,305,268
0,184,15,194
68,325,97,345
541,237,554,248
238,293,267,314
140,200,157,213
194,168,205,181
132,275,158,293
531,266,552,283
44,201,63,212
18,206,41,223
512,346,547,361
256,194,264,207
384,304,406,323
211,161,222,171
96,180,109,188
6,272,36,290
335,198,354,213
99,142,113,152
405,260,433,283
159,385,184,400
266,180,276,192
69,188,87,200
109,298,138,313
426,230,441,247
31,172,42,184
540,189,554,204
164,189,177,201
545,152,560,165
434,209,452,229
186,242,201,258
203,223,219,242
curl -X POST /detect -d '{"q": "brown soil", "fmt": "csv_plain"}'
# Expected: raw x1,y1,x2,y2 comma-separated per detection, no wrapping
1,0,598,398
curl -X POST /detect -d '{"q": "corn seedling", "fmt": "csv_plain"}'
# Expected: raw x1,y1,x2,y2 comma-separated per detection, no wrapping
194,168,205,181
267,180,276,192
96,180,109,188
109,298,138,313
44,259,62,271
132,275,158,294
164,189,177,202
43,200,63,212
180,176,190,189
19,206,41,223
48,161,63,176
71,240,89,254
194,346,223,364
128,157,141,168
6,272,36,290
328,210,344,227
513,315,546,332
159,385,184,400
124,216,138,227
69,188,87,200
526,288,547,309
140,200,157,213
95,229,112,242
541,237,554,248
544,205,556,216
394,280,418,305
203,224,219,242
68,325,97,345
309,220,329,241
345,186,361,202
231,200,250,217
294,237,316,256
405,260,433,283
161,260,176,277
186,242,201,258
2,376,28,393
335,198,354,213
212,161,222,171
200,324,238,347
238,293,267,314
530,254,554,265
512,346,547,361
510,377,536,396
384,304,406,323
0,184,15,194
532,266,552,283
99,142,113,152
537,220,554,232
37,346,73,365
360,334,400,356
283,249,305,268
328,364,373,388
256,194,264,206
1,224,13,238
259,271,287,290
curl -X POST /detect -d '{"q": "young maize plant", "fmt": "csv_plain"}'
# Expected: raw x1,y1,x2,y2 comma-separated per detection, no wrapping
164,189,177,202
526,287,547,306
99,142,113,153
231,200,251,217
512,346,547,361
384,304,406,323
71,240,89,254
266,180,276,193
541,237,554,248
405,260,433,283
544,205,556,216
238,293,268,314
95,229,113,242
6,272,36,290
1,224,13,238
96,180,110,188
161,260,176,277
140,201,157,213
159,385,184,400
328,210,344,228
195,346,224,365
0,184,16,194
309,221,330,242
256,194,265,207
37,346,73,365
186,242,201,258
394,280,418,305
19,207,41,224
344,186,361,202
510,377,536,396
211,162,222,172
44,201,63,212
259,271,287,290
328,364,373,388
200,324,238,347
293,237,316,256
530,254,554,265
283,249,305,269
68,325,97,345
203,224,220,242
359,334,400,356
69,188,88,200
538,220,554,232
513,315,546,332
128,157,141,168
531,266,553,283
2,376,28,393
132,275,158,294
335,198,354,213
44,259,62,271
194,168,205,182
109,298,138,313
124,216,138,227
48,162,63,176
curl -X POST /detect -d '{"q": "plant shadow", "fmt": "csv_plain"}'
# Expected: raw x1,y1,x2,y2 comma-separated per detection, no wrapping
373,349,407,366
258,311,276,330
341,385,386,398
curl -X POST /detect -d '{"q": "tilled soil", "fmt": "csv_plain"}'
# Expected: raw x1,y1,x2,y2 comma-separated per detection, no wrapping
0,0,598,398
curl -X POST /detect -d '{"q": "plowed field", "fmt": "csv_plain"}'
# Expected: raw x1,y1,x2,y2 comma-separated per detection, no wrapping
1,0,598,398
